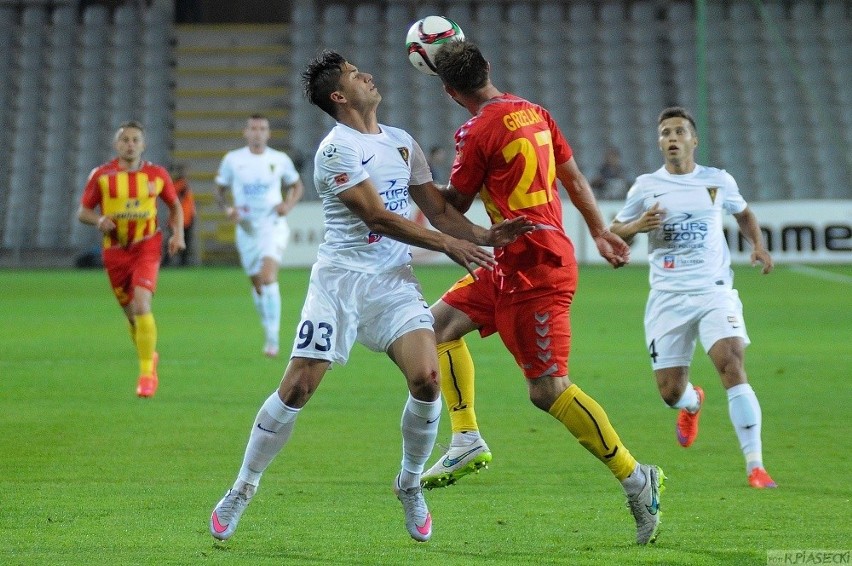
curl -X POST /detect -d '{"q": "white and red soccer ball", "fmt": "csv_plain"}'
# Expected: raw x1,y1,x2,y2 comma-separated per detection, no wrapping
405,15,465,76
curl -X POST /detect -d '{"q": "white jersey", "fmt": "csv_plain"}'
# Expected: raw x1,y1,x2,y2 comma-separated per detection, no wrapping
313,122,432,273
215,146,300,225
615,165,747,293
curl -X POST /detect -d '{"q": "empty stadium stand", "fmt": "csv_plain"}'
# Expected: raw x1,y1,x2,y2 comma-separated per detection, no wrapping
0,0,849,267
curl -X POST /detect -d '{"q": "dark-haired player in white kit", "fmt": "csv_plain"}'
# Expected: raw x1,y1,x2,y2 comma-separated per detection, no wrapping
209,50,533,544
610,106,777,489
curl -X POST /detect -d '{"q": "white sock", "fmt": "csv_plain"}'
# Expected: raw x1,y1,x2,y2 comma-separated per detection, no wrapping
620,462,644,494
260,282,281,346
452,430,481,446
671,383,701,413
251,287,264,320
399,394,441,489
727,383,763,473
237,392,300,487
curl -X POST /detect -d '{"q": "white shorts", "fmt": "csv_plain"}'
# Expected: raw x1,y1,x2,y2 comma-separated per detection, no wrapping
236,218,290,276
289,262,435,365
644,288,750,370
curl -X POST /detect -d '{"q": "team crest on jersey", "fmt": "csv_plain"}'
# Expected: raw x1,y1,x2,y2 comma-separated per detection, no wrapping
368,231,383,244
663,255,675,268
397,147,409,164
706,186,719,204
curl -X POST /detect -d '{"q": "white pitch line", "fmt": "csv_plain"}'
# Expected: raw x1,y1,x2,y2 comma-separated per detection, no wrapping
787,264,852,284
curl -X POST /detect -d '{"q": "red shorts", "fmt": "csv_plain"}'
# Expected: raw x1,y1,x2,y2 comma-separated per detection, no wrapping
441,261,579,379
102,232,163,306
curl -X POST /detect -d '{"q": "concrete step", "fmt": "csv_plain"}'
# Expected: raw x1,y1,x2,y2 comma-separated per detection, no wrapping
176,23,289,48
173,130,290,152
174,109,289,132
172,152,224,173
175,87,289,111
175,65,288,89
176,45,289,68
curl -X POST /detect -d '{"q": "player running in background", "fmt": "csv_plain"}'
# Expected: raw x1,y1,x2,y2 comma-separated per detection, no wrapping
421,40,665,545
609,106,776,489
208,50,532,544
216,114,305,357
77,120,185,398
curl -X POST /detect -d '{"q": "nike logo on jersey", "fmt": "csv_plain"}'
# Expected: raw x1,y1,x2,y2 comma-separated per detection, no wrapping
653,192,669,198
361,155,375,165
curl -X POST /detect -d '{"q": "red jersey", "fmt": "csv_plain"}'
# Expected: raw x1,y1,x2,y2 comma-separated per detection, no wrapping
81,159,178,248
450,94,574,272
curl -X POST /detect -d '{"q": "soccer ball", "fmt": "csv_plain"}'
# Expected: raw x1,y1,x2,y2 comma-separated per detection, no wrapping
405,15,465,76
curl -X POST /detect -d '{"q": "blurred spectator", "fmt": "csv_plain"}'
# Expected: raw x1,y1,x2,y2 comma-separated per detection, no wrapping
163,162,196,266
591,146,632,200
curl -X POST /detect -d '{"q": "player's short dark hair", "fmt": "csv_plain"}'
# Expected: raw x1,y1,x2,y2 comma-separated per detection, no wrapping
302,50,347,119
658,106,697,134
117,120,144,133
248,113,267,122
115,120,144,140
434,40,488,95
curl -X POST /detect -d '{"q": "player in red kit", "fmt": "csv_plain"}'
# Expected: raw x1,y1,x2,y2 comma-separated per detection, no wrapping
77,120,185,398
419,40,667,545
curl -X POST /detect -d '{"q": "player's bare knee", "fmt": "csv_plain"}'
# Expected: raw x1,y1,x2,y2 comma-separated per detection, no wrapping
528,388,556,412
661,387,683,407
278,376,315,407
659,378,687,406
407,369,440,399
719,363,748,389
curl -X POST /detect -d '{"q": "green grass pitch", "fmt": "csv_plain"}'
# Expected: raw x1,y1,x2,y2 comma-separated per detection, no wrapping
1,263,849,565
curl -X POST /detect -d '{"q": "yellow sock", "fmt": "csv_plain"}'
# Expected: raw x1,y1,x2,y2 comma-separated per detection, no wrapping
437,339,478,434
134,313,157,376
548,384,637,480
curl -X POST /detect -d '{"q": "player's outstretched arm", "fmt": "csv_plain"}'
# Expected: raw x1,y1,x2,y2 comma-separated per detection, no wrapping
166,199,186,256
275,178,305,216
409,181,534,248
734,207,773,274
610,202,665,245
557,158,630,267
338,178,496,277
78,205,117,233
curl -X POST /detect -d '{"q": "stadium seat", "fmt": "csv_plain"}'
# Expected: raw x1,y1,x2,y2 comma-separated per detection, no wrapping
630,1,657,25
567,2,595,45
536,2,564,44
446,4,473,31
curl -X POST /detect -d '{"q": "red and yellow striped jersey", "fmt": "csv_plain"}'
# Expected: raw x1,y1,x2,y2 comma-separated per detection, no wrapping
81,159,178,248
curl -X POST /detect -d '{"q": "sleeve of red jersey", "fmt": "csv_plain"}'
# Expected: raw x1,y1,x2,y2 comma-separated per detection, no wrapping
448,136,486,196
156,166,179,205
80,166,103,208
545,111,574,165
